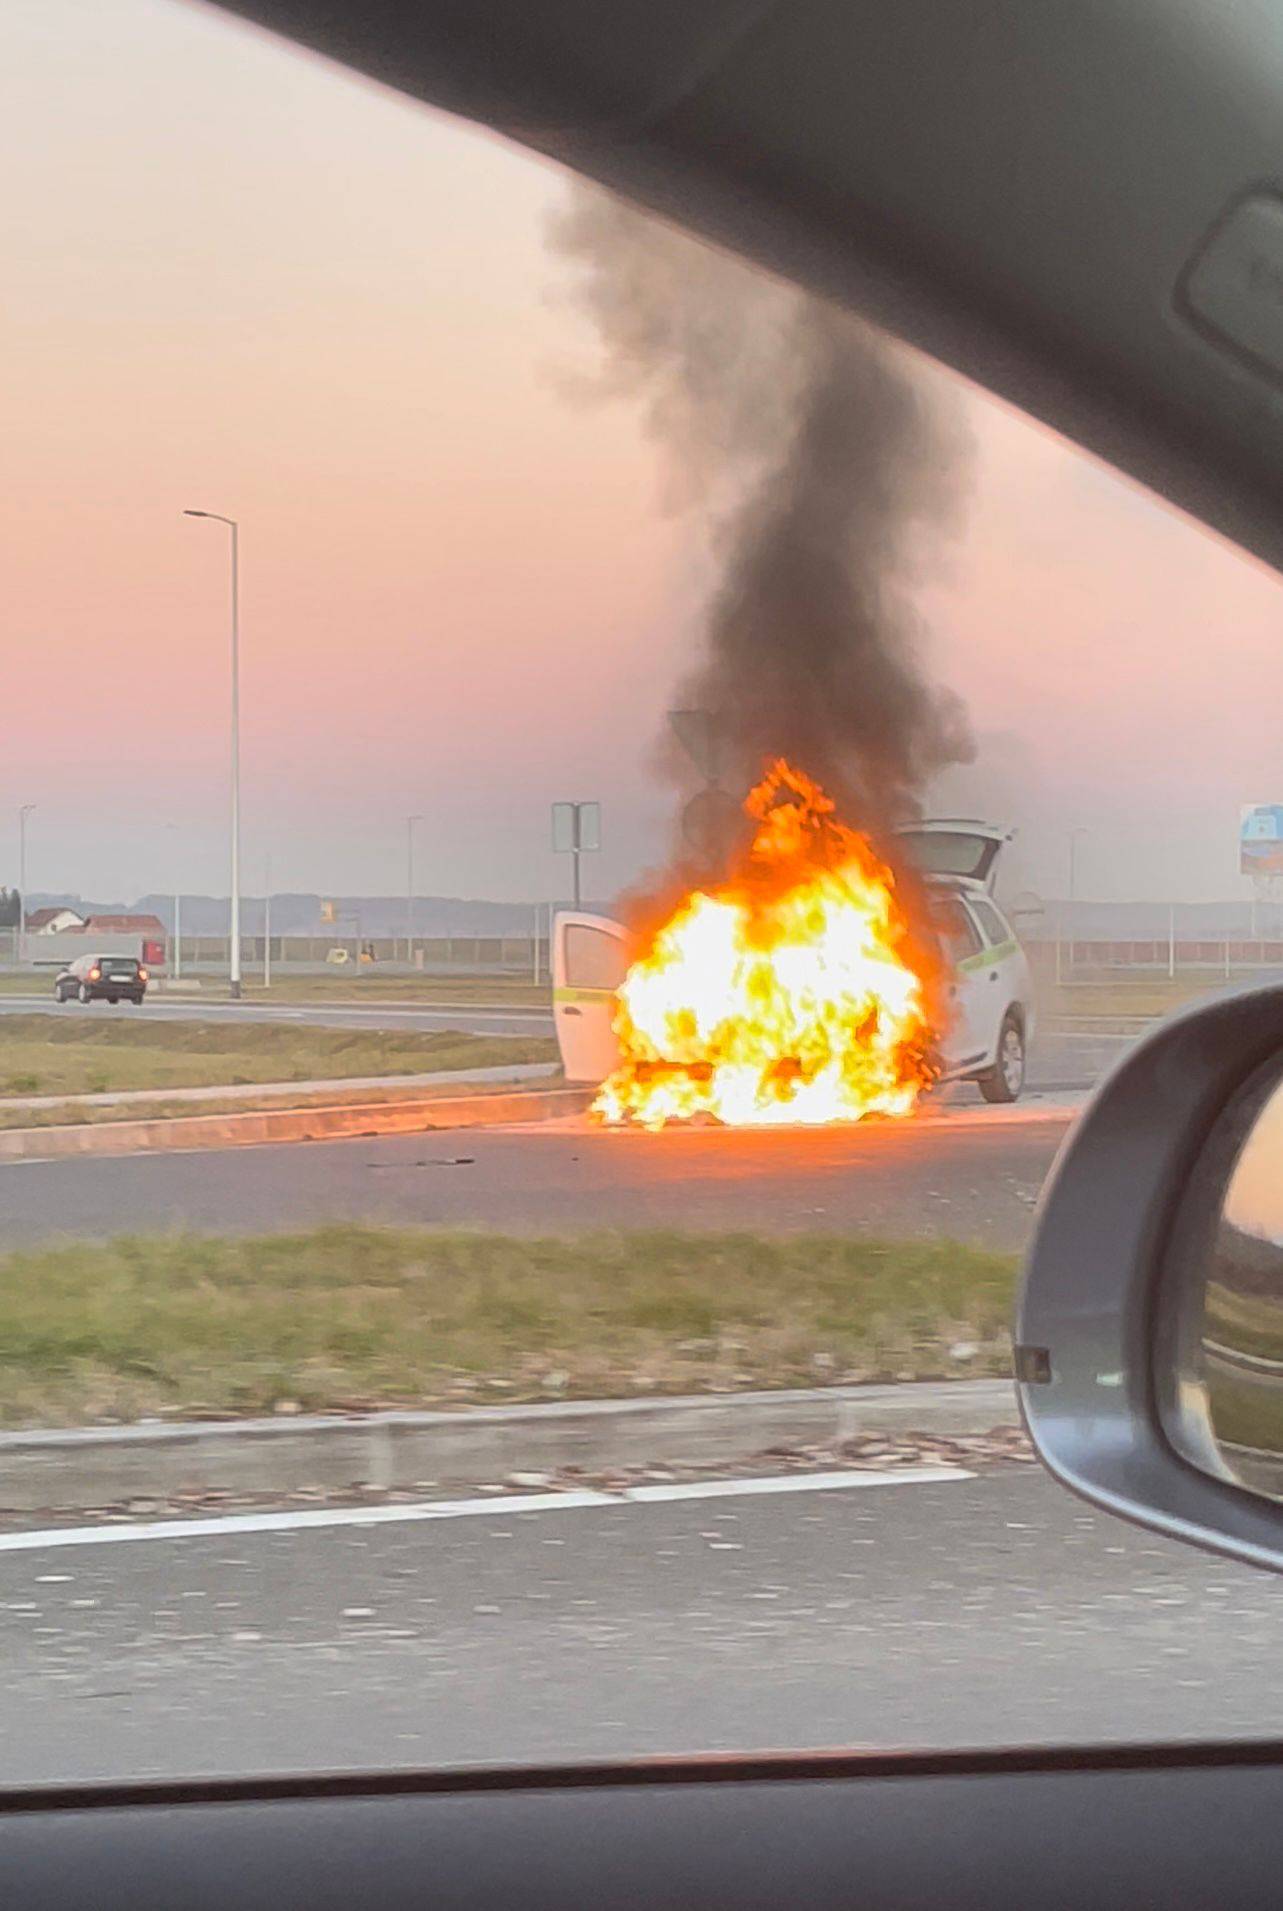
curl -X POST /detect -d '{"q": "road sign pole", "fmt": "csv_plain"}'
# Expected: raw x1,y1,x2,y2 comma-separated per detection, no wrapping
552,800,599,913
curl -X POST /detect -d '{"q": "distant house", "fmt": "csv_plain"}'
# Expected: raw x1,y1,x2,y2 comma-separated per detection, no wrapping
81,914,167,939
25,906,87,935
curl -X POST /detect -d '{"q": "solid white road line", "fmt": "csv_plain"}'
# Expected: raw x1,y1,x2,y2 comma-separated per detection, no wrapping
626,1466,968,1503
0,1467,972,1554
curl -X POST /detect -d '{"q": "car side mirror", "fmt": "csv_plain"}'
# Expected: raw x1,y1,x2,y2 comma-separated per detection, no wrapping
1017,984,1283,1572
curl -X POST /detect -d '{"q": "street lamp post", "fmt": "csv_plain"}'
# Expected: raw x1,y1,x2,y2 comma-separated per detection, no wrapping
17,804,35,963
1059,826,1090,987
406,814,424,967
264,852,273,989
183,510,241,998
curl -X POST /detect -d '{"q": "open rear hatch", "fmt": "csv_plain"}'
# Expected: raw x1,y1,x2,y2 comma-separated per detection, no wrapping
894,820,1013,893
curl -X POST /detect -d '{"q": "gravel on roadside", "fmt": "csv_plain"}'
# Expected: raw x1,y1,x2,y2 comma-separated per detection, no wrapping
0,1425,1035,1533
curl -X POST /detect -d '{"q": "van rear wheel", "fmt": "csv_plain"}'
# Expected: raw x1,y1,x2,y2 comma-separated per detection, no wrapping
980,1014,1025,1103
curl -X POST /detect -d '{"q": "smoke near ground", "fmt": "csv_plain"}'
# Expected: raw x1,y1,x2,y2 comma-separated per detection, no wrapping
548,187,975,845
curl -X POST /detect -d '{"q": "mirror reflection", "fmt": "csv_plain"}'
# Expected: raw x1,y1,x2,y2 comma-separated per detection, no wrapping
1198,1069,1283,1500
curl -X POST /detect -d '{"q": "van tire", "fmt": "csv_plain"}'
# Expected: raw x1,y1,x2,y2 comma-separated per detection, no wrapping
78,983,92,1005
979,1013,1025,1103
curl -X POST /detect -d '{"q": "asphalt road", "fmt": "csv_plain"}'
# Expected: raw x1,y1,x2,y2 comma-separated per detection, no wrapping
1,1467,1279,1784
0,994,551,1040
0,1103,1075,1250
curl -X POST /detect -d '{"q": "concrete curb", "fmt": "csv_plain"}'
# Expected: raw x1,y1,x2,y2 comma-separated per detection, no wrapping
0,1084,594,1162
0,1060,560,1115
0,1379,1017,1511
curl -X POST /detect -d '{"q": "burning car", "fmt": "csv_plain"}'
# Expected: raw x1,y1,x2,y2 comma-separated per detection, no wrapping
552,774,1034,1123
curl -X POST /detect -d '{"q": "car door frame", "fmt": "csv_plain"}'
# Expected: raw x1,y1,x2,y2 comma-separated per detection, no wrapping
552,912,629,1085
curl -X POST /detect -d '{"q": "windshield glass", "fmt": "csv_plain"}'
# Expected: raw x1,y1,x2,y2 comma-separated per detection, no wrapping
5,0,1283,1790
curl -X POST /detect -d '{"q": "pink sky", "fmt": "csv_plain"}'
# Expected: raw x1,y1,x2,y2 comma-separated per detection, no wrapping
5,0,1283,905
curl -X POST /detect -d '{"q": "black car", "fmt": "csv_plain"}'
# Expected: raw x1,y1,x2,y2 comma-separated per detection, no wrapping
54,952,149,1006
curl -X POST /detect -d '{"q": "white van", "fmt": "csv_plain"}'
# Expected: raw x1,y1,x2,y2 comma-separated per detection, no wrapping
553,822,1035,1105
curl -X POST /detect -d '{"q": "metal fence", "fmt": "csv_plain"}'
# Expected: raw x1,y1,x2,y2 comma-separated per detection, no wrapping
1026,937,1283,983
2,930,555,980
171,934,553,977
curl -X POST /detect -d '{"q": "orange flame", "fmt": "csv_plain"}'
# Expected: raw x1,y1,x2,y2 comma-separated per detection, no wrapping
593,760,941,1129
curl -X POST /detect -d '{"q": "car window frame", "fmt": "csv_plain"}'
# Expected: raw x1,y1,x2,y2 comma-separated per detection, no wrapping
932,894,982,965
563,921,629,993
967,898,1014,952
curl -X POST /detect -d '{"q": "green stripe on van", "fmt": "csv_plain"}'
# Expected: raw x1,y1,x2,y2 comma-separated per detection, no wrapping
553,986,617,1005
956,938,1018,974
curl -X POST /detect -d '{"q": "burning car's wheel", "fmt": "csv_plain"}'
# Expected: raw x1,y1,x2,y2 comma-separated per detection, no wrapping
980,1013,1025,1104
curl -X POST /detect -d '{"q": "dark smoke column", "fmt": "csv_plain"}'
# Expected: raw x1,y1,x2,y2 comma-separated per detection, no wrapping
548,187,974,839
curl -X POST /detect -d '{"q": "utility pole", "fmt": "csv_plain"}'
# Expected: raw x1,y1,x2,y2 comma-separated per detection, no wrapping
184,510,241,997
1065,827,1089,985
17,804,35,964
164,822,182,980
264,852,272,989
406,814,424,966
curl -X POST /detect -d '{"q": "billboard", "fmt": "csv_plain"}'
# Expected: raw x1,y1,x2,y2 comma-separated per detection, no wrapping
1240,805,1283,877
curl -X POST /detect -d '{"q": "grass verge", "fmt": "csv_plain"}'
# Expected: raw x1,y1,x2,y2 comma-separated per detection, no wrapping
1049,978,1226,1020
226,973,552,1006
0,1015,555,1099
0,1226,1016,1428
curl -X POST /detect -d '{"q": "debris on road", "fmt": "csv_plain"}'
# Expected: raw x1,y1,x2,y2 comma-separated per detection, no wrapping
0,1426,1034,1534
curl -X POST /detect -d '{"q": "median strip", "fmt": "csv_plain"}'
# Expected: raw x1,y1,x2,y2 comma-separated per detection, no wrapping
0,1082,590,1159
0,1013,555,1100
0,1225,1018,1508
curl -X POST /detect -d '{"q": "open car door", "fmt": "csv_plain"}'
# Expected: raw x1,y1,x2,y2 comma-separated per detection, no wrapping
552,911,628,1085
